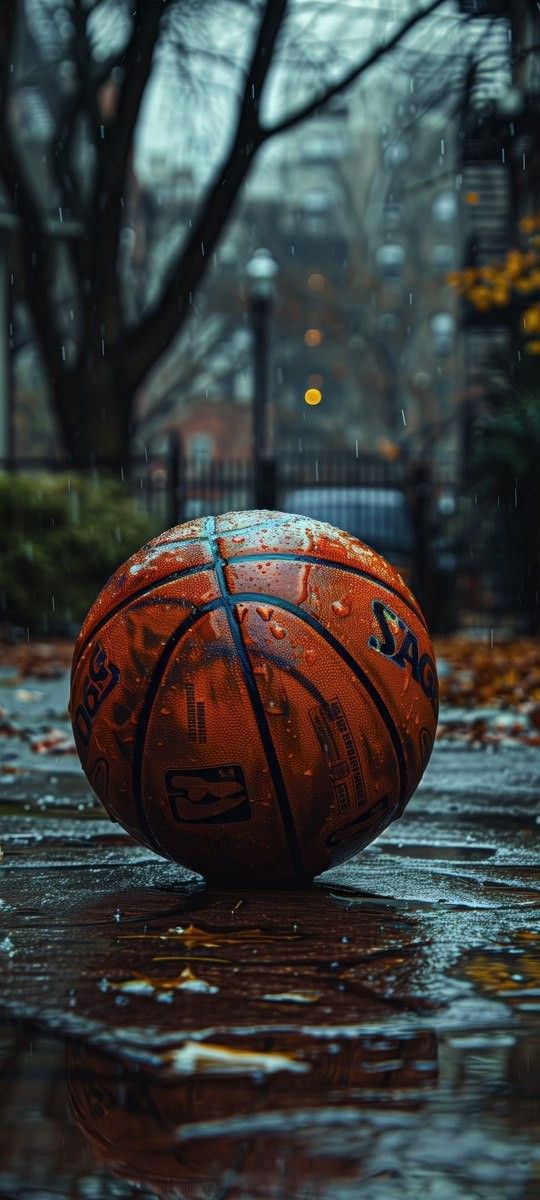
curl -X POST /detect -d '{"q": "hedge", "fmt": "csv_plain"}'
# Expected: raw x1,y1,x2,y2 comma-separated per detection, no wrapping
0,473,160,634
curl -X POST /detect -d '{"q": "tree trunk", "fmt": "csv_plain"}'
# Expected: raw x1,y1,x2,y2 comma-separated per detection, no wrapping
53,356,132,472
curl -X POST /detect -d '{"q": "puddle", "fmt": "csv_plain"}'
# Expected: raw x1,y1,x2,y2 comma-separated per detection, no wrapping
0,1019,538,1199
459,931,540,1014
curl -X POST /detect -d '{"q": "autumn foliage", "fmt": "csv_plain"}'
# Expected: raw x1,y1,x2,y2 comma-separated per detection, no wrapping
435,637,540,745
448,213,540,352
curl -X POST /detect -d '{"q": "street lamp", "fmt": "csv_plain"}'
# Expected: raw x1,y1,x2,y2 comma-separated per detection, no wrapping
246,247,278,510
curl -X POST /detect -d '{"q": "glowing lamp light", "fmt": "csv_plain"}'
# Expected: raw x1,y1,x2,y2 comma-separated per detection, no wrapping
307,272,325,292
377,437,400,461
304,328,323,347
304,387,322,406
465,191,480,206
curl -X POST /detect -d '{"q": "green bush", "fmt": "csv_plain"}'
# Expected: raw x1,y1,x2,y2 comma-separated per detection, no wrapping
470,359,540,632
0,473,160,634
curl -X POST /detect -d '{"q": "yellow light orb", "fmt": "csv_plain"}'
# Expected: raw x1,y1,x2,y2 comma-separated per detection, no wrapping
307,272,325,292
304,387,322,406
304,328,323,347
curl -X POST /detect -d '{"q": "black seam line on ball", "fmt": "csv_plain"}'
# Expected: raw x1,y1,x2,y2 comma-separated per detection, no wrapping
249,644,332,715
230,591,408,806
71,562,215,680
71,518,292,677
131,599,224,855
225,553,426,630
158,514,293,549
72,519,419,678
210,519,309,885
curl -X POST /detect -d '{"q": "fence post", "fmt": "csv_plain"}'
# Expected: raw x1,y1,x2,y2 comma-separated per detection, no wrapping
255,458,277,512
407,459,435,623
168,430,184,527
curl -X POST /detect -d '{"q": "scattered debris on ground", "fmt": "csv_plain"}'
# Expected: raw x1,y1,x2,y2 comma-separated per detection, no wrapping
435,637,540,747
0,637,74,679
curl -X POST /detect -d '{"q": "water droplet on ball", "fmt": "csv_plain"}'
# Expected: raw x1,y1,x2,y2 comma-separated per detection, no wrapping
332,597,352,618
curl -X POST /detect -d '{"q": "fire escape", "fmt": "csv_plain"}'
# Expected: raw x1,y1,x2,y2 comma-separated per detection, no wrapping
457,1,540,626
459,1,540,395
458,6,514,400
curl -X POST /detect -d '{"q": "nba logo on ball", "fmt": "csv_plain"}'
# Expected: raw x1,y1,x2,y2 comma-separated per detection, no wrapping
70,510,438,886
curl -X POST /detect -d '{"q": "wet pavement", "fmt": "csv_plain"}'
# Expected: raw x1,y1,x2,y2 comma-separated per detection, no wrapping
0,662,539,1198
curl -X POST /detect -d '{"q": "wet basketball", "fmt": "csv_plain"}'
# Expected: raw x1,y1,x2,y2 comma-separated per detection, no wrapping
69,510,438,885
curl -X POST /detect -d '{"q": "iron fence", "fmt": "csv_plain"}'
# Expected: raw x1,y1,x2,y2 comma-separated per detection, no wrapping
2,448,528,630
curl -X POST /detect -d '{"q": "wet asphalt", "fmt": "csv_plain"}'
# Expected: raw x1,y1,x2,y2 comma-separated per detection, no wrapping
0,665,539,1199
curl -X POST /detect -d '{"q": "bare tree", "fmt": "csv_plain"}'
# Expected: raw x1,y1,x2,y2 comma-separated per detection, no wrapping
0,0,447,469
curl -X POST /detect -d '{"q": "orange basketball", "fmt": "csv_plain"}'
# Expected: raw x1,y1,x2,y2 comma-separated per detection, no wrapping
70,510,438,885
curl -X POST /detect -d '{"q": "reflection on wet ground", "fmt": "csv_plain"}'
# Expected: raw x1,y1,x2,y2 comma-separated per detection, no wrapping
0,1015,538,1199
1,703,540,1195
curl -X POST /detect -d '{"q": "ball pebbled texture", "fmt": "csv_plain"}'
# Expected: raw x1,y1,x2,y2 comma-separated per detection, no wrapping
69,510,438,885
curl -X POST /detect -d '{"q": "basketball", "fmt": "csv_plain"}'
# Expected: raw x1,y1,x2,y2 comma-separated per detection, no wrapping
70,509,438,885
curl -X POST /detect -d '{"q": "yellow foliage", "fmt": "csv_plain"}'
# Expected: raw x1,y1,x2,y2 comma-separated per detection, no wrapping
505,249,526,278
447,231,540,313
514,275,538,293
519,214,540,234
522,304,540,333
468,285,494,310
463,267,479,285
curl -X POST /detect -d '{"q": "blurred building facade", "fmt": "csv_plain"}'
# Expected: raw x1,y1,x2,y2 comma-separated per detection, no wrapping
133,32,465,477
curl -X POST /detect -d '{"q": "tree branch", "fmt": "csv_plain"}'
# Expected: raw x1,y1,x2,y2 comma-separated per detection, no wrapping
92,0,167,328
123,0,455,394
264,0,449,140
0,7,64,385
122,0,289,390
51,85,85,218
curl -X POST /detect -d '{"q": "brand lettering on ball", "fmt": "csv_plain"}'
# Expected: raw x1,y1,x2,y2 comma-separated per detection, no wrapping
74,642,120,748
368,600,437,705
327,794,391,848
165,764,252,824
